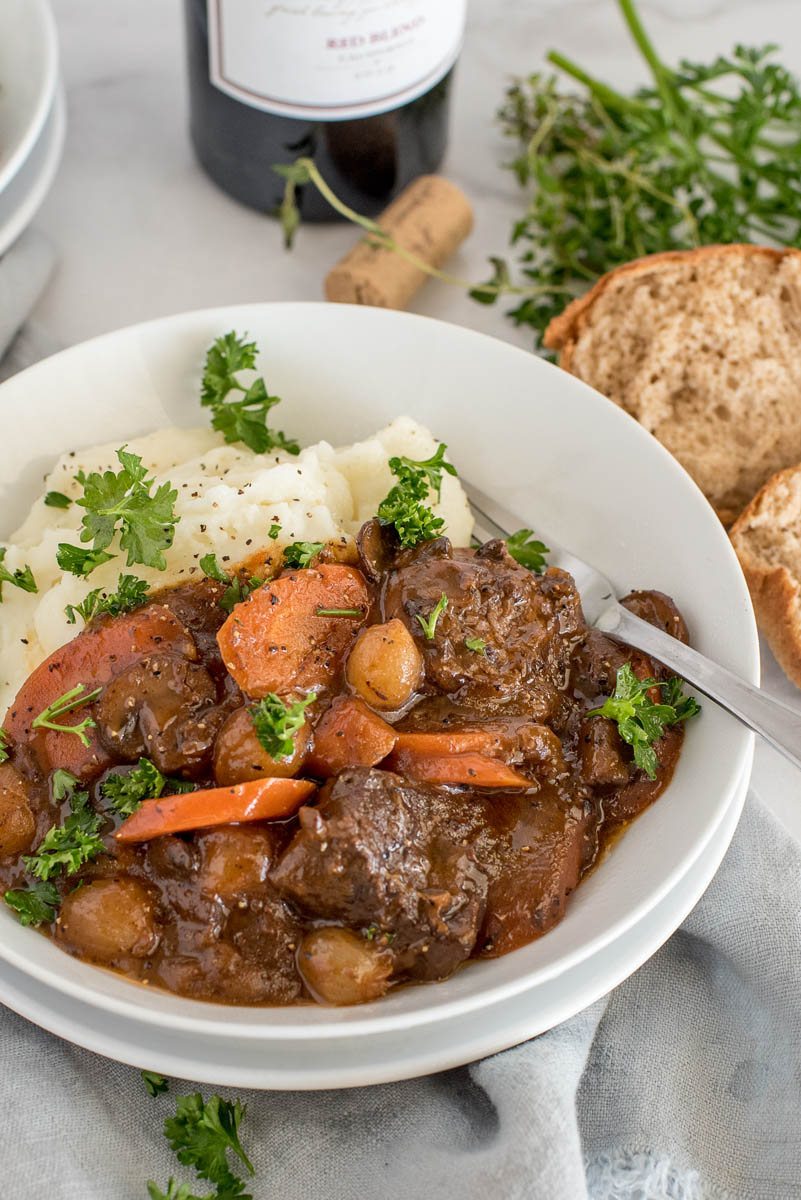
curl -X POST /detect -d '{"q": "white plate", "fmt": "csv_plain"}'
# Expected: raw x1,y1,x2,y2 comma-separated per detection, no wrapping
0,0,59,195
0,83,65,258
0,762,751,1088
0,304,759,1076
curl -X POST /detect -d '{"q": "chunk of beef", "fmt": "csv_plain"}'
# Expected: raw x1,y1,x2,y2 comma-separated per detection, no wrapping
270,767,488,981
382,539,585,720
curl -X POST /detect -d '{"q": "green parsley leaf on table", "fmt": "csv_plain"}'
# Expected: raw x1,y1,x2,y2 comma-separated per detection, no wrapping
164,1092,254,1198
22,787,104,882
101,758,194,818
31,684,102,748
201,331,300,457
0,547,37,600
588,663,701,780
147,1180,215,1200
44,491,73,509
505,529,549,574
377,442,456,549
416,593,448,640
142,1070,170,1098
65,573,150,625
282,542,324,569
249,692,316,761
3,879,61,927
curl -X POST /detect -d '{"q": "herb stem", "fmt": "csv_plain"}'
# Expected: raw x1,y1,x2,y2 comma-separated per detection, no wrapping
545,51,641,112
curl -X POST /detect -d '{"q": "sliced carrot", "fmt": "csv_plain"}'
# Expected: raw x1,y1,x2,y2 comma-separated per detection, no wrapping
306,696,397,777
217,564,369,698
114,776,316,842
393,729,504,757
386,747,533,789
5,604,196,779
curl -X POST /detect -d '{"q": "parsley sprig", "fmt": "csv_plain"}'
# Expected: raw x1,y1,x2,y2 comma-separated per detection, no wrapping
4,878,61,927
249,692,316,760
282,542,324,569
65,572,150,625
201,332,299,457
416,593,448,640
161,1093,255,1200
0,547,37,601
506,529,549,573
31,684,102,747
199,553,262,613
588,662,701,780
377,443,457,549
23,786,104,882
142,1070,170,1099
59,447,178,576
101,758,195,818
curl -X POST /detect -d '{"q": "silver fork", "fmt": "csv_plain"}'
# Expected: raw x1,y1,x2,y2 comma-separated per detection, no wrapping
465,479,801,773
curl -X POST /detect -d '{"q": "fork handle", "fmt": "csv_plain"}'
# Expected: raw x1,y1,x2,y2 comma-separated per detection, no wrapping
601,604,801,772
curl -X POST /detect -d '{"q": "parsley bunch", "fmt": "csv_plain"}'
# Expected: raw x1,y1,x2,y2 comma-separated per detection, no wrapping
588,662,701,779
485,1,801,346
65,572,150,625
101,758,195,818
377,443,457,549
250,692,316,760
201,332,299,456
58,447,179,577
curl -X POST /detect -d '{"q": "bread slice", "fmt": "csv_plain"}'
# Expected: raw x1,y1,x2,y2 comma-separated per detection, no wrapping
730,464,801,689
544,245,801,525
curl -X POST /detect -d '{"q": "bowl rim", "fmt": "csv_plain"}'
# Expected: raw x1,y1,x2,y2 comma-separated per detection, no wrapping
0,0,59,195
0,302,760,1037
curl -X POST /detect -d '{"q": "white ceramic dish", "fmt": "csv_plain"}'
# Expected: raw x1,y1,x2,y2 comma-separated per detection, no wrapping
0,0,59,195
0,304,758,1066
0,764,752,1088
0,83,65,258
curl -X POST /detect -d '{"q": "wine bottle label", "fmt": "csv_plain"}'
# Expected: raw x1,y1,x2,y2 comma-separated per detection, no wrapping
207,0,466,120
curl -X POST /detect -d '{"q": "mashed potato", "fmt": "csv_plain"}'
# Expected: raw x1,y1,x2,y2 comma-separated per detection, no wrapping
0,417,472,718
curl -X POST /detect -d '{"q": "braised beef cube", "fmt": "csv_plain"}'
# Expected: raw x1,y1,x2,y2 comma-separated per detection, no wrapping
621,590,690,644
382,539,585,719
270,767,488,981
579,717,630,786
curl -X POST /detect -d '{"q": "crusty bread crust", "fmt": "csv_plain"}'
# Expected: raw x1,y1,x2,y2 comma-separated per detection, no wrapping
730,464,801,691
543,243,792,367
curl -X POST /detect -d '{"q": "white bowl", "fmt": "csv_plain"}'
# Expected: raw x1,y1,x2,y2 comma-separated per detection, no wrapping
0,305,758,1058
0,0,59,196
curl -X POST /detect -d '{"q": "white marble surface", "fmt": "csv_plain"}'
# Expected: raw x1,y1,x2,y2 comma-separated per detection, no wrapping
25,0,801,834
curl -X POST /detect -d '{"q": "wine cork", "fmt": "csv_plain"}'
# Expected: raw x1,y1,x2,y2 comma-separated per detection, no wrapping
325,175,474,310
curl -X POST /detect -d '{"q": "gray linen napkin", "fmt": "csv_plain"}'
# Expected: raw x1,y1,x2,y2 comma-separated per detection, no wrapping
2,319,801,1200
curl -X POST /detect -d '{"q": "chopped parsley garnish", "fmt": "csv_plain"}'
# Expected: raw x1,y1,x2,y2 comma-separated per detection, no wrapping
142,1070,170,1098
3,879,61,927
200,554,262,614
249,692,316,760
51,768,79,801
59,446,179,576
57,544,116,577
506,529,549,574
416,593,448,640
31,684,102,747
0,728,9,764
44,491,72,509
0,547,37,600
464,637,486,654
315,607,364,617
201,331,300,457
588,663,701,780
65,573,150,625
376,443,457,549
101,758,195,818
22,787,104,882
282,542,324,569
268,522,281,540
161,1092,255,1200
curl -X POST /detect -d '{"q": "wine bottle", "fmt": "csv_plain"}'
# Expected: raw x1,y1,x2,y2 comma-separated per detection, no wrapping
183,0,466,220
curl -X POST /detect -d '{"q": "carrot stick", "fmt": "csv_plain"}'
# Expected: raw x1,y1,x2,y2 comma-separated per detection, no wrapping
217,564,369,697
306,696,397,776
5,604,196,779
114,776,316,842
386,747,533,789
